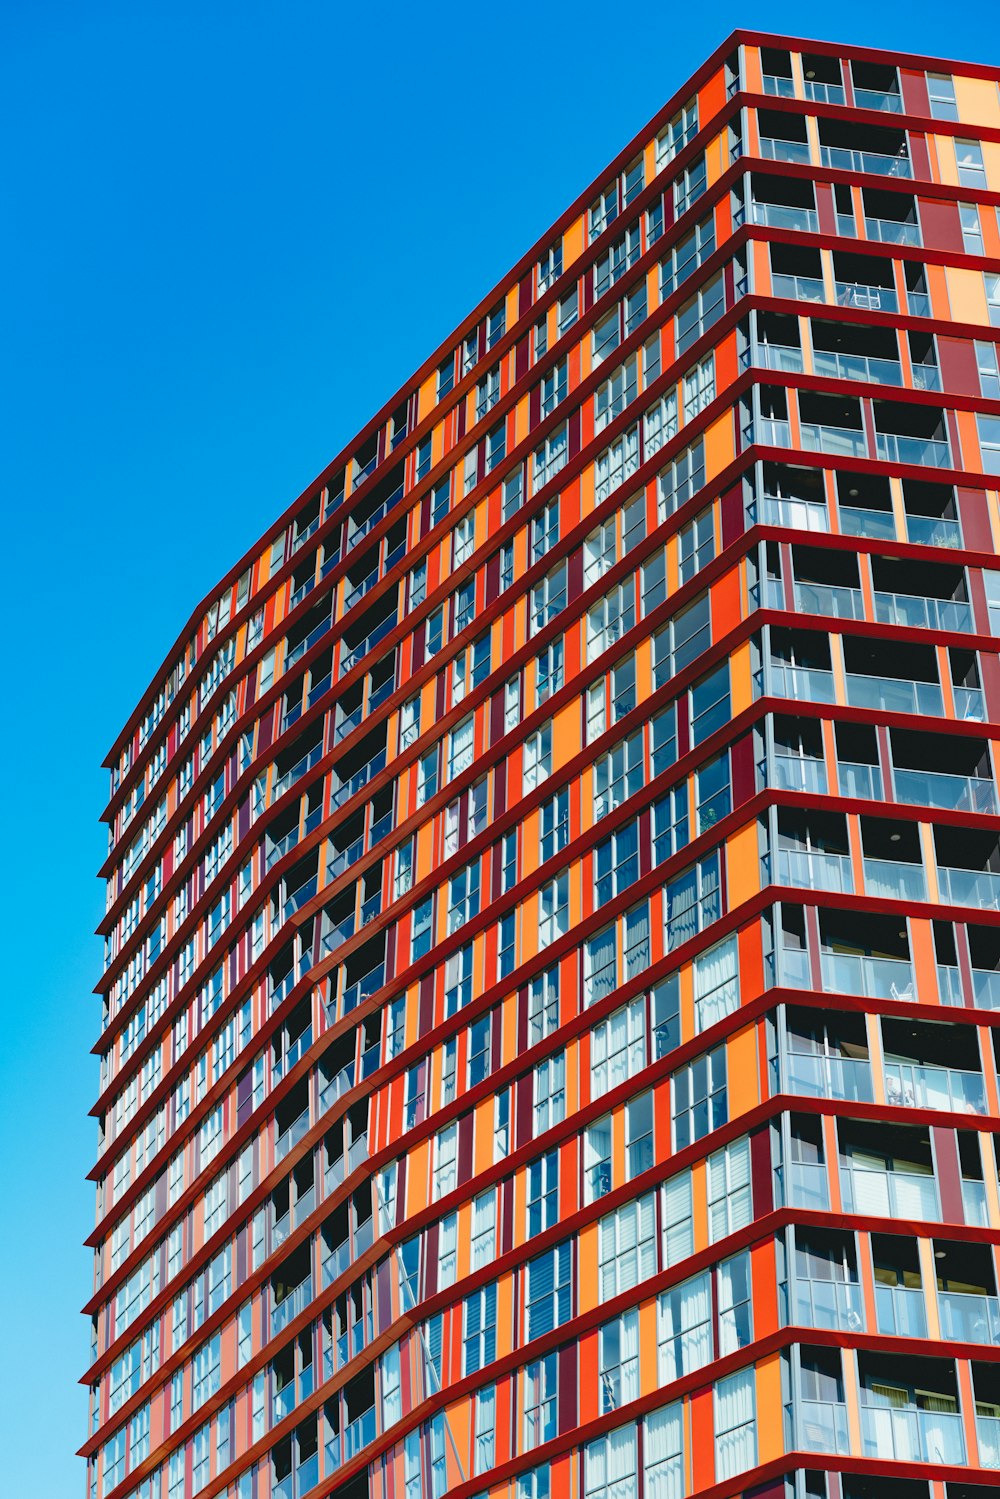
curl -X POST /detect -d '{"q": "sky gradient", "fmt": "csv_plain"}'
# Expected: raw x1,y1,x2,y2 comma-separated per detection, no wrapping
2,1,998,1491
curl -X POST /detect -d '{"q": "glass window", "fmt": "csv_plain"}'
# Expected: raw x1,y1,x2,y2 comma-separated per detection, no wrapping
714,1367,757,1479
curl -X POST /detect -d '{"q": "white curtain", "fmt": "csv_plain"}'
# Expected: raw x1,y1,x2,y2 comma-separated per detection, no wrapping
694,936,739,1031
715,1368,756,1479
645,1403,683,1499
662,1171,694,1266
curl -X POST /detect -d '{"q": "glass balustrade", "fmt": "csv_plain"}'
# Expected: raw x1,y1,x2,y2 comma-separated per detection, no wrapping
863,857,927,901
937,964,965,1006
776,847,854,892
793,1276,865,1331
758,494,830,530
777,1159,831,1210
838,504,896,540
275,1106,311,1161
837,760,883,799
758,342,806,372
821,951,914,1001
773,753,828,792
873,592,972,632
842,1167,938,1219
794,580,865,618
875,431,950,466
937,1290,1000,1344
805,80,845,104
911,364,942,392
845,673,943,715
977,1414,1000,1469
769,663,838,703
821,145,912,176
861,1405,965,1465
970,967,1000,1008
835,281,899,313
813,347,903,384
865,217,921,244
875,1283,928,1337
963,1178,990,1227
853,87,903,111
272,1273,313,1335
759,137,812,164
937,865,1000,912
777,945,813,988
800,422,868,457
762,74,796,96
905,513,961,547
771,272,826,303
955,686,986,720
784,1049,873,1101
883,1060,988,1114
893,767,997,813
796,1398,852,1453
752,201,820,232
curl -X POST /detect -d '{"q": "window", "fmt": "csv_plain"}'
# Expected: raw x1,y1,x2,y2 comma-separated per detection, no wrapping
594,818,639,903
471,1191,496,1268
424,605,445,657
661,214,715,299
674,153,707,216
718,1250,753,1354
532,498,560,562
498,910,516,978
526,1241,572,1337
594,731,644,820
676,272,725,354
536,637,564,703
657,98,698,167
476,366,501,420
664,850,721,949
192,1332,221,1409
538,240,563,293
694,934,738,1030
986,274,1000,327
530,561,567,634
538,871,569,946
644,388,678,457
626,1090,654,1178
540,359,568,417
585,1116,613,1204
691,663,730,745
399,695,420,750
673,1046,727,1149
447,861,480,932
431,476,451,526
411,894,434,958
657,436,705,519
588,577,636,661
978,413,1000,473
463,1281,497,1373
538,788,569,863
662,1167,694,1266
585,1423,638,1499
956,139,987,189
448,714,474,781
658,1268,712,1381
533,1052,566,1132
599,1192,656,1300
474,1384,496,1475
528,967,559,1044
486,421,506,473
502,467,525,523
977,341,1000,398
927,73,958,119
433,1123,457,1199
598,1311,639,1414
592,997,645,1098
523,721,552,790
644,1402,684,1498
527,1150,559,1235
524,1353,558,1450
437,355,455,399
593,308,621,366
961,202,985,255
452,513,475,568
595,224,642,298
469,1013,491,1087
714,1367,757,1479
532,424,569,490
558,285,579,336
487,302,506,348
590,183,619,241
708,1135,752,1240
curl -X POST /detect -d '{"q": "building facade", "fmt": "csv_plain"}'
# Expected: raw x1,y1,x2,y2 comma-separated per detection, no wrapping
85,31,1000,1499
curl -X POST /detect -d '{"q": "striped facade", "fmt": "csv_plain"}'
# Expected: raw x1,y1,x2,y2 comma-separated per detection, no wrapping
85,32,1000,1499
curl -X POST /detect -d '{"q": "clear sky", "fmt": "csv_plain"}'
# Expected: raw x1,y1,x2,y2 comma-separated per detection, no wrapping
2,0,997,1491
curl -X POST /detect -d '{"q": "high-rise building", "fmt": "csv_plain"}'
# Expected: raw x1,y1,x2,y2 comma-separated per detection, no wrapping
85,30,1000,1499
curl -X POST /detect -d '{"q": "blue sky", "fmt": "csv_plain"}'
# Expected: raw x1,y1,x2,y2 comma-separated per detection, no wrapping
1,0,997,1490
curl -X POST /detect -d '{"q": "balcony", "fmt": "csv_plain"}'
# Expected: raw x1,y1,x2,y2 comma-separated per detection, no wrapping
835,281,898,313
805,80,845,105
797,1398,851,1454
772,272,825,303
759,136,812,164
821,145,912,177
883,1061,987,1115
758,342,806,374
863,857,927,902
800,422,867,458
906,513,962,547
752,201,819,233
893,767,998,814
793,1277,864,1332
875,431,950,466
875,1284,928,1338
272,1273,313,1335
275,1104,311,1161
978,1414,1000,1468
873,592,973,632
821,952,914,1001
861,1405,965,1465
814,347,903,386
844,673,943,716
762,72,795,97
758,494,830,531
785,1049,873,1102
938,1290,1000,1345
866,216,921,245
937,865,1000,912
769,662,838,704
854,86,903,113
842,1166,938,1219
794,580,864,619
772,753,827,793
775,847,853,893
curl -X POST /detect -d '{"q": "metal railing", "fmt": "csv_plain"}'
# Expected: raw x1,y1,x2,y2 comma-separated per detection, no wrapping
873,591,972,632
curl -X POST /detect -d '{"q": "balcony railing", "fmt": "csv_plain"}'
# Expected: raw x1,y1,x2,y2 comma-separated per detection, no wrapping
875,1283,928,1337
854,87,903,112
884,1060,988,1114
797,1399,851,1454
937,865,1000,912
784,1049,873,1101
970,967,1000,1009
863,857,927,901
838,759,883,800
977,1414,1000,1469
875,431,950,467
821,951,914,1001
821,145,912,177
794,580,864,619
762,74,796,97
861,1405,965,1465
905,513,961,547
759,136,812,164
814,347,903,385
752,201,819,233
275,1105,311,1161
893,766,998,814
271,1273,313,1335
865,216,921,245
805,80,845,104
757,494,829,531
771,272,826,303
873,592,973,632
793,1277,864,1332
937,1289,1000,1345
835,281,898,313
758,342,806,373
769,662,837,704
845,672,943,716
775,846,854,892
772,753,827,793
842,1167,938,1219
800,422,867,458
839,508,895,546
